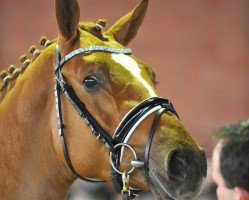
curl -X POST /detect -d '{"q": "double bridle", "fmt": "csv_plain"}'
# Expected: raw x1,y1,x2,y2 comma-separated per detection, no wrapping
54,44,179,199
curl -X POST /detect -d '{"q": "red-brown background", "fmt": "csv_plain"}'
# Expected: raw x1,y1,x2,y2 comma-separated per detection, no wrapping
0,0,248,154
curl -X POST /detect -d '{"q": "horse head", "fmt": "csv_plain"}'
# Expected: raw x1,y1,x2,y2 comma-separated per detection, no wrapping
52,0,207,199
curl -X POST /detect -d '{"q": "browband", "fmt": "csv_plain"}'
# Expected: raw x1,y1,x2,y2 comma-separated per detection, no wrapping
55,45,132,72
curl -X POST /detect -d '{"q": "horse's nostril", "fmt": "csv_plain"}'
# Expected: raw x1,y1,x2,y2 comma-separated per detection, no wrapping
167,150,187,179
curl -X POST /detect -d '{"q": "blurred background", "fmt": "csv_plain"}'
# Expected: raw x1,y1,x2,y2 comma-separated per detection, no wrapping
0,0,248,199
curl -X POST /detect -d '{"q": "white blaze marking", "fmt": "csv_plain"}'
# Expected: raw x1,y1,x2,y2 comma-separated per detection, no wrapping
111,54,156,97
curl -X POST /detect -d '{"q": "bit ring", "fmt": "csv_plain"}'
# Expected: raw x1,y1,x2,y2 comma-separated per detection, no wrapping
110,143,137,175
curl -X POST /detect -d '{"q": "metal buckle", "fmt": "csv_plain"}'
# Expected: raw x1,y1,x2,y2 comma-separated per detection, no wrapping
109,143,137,175
121,171,131,196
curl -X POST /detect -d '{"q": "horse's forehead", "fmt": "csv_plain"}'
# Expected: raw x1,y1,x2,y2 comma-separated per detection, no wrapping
111,54,156,96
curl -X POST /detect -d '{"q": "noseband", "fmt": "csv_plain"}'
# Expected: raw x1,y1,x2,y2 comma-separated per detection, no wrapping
54,44,179,199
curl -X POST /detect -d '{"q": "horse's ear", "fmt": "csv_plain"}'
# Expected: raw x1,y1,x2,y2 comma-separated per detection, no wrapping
55,0,80,41
105,0,149,46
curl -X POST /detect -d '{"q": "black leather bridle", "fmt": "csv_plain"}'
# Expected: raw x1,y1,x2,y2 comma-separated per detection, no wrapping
54,44,179,199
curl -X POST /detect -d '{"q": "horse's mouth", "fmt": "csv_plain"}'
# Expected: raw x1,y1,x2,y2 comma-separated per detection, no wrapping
148,171,175,200
151,189,174,200
148,172,201,200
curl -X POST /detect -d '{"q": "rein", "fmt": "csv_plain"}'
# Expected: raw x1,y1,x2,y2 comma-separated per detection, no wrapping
54,44,179,199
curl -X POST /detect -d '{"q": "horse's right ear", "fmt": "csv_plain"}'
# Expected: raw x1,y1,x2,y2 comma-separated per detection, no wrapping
55,0,80,42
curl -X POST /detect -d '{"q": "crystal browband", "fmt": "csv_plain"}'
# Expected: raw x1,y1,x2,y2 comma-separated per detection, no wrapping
55,45,132,72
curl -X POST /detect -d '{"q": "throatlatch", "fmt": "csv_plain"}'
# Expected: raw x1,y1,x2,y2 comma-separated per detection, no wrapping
54,44,179,199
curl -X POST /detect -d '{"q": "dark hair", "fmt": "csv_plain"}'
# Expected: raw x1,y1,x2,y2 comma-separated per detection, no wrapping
214,119,249,192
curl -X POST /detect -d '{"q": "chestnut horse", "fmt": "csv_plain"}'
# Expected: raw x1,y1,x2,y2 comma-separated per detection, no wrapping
0,0,207,199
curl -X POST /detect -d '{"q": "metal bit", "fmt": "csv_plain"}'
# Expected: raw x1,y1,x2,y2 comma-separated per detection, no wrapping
131,159,145,168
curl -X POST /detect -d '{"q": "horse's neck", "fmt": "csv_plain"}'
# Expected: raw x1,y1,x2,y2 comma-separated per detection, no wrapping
0,47,74,200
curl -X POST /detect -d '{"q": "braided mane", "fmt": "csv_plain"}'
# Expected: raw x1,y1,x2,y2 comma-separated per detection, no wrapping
0,36,54,103
0,19,106,103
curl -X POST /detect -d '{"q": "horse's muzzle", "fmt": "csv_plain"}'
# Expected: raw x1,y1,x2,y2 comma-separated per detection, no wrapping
148,148,207,200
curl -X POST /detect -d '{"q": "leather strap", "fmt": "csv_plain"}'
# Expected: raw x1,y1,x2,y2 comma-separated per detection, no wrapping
110,99,179,198
54,80,104,182
55,45,132,72
113,97,178,142
144,108,167,181
56,72,114,151
122,192,131,200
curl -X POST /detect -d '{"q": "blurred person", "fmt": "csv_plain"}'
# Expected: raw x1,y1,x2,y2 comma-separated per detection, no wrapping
212,119,249,200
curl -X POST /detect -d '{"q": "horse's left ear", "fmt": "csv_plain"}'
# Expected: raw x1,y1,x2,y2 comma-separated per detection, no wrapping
105,0,149,46
55,0,80,41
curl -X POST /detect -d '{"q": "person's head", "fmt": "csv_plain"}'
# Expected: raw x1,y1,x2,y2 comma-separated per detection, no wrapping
212,119,249,200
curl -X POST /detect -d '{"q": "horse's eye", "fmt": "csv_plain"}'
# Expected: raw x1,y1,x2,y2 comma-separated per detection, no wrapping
83,75,100,88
